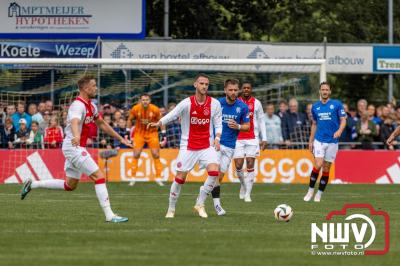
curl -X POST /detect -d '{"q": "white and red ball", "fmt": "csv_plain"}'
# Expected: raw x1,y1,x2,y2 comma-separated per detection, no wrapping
274,204,294,222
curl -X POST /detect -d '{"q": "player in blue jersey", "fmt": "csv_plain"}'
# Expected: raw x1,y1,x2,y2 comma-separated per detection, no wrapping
210,78,250,215
304,82,347,202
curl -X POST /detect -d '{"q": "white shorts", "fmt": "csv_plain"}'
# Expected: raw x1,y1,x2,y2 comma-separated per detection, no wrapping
176,146,219,172
218,145,235,173
233,139,259,159
313,139,339,163
62,146,99,179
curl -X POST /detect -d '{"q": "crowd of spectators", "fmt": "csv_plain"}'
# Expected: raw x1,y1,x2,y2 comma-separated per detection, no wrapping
264,98,400,150
1,97,399,150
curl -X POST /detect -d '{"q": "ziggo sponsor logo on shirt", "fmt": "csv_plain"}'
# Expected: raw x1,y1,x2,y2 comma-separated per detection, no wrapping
190,117,210,125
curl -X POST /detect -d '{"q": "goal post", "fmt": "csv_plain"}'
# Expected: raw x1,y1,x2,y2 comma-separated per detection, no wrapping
0,58,327,83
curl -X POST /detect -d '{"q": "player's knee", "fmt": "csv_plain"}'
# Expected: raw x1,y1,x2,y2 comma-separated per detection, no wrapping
246,159,255,169
235,161,244,170
322,164,331,173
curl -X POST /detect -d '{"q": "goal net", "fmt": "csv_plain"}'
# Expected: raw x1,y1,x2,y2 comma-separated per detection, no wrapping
0,58,326,184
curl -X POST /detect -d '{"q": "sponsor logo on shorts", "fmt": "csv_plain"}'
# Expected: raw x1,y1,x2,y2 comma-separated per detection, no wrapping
190,117,210,125
82,151,87,156
177,162,182,168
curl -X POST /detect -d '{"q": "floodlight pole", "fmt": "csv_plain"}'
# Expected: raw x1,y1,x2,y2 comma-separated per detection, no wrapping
388,0,394,103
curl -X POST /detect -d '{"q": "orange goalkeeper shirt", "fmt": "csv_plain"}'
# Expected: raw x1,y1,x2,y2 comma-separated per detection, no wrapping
129,103,161,137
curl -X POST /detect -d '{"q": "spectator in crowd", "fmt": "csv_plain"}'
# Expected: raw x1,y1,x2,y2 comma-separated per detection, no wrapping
6,104,16,117
159,107,167,117
281,98,307,142
45,100,53,113
0,117,15,148
387,102,395,115
357,99,367,118
380,117,396,150
264,103,283,149
356,111,378,150
14,118,30,148
305,103,313,126
12,101,31,131
380,105,391,121
98,113,114,149
102,103,113,116
60,110,68,129
348,106,357,119
164,102,181,148
27,103,37,117
113,118,130,148
112,110,123,126
0,103,5,125
32,101,45,124
368,104,382,125
44,116,63,148
26,121,43,149
367,104,381,139
39,111,51,133
277,100,288,119
339,103,357,149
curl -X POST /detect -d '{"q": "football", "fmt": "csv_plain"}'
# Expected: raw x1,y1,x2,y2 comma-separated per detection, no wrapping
274,204,294,222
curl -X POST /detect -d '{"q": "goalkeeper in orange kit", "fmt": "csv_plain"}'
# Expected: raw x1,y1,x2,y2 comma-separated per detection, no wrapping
127,94,166,186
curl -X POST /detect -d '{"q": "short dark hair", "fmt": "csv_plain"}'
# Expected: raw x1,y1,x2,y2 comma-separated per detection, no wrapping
77,75,95,90
31,121,39,126
17,101,25,107
241,81,252,87
224,78,240,88
194,73,209,81
319,81,331,89
140,93,151,99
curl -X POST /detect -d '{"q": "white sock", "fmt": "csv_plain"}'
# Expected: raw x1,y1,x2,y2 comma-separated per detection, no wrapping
316,190,323,196
236,169,245,186
196,175,218,206
308,187,315,194
95,181,115,221
213,198,221,207
31,179,65,189
245,170,255,198
169,180,182,211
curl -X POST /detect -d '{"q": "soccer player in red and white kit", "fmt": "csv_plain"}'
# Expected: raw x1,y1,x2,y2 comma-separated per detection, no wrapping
21,75,132,223
148,73,222,218
234,82,267,202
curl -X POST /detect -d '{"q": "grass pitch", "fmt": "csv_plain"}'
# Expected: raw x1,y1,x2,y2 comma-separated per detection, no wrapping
0,183,399,266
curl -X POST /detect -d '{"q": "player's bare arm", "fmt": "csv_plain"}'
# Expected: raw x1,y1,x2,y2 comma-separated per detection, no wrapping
214,132,221,151
227,119,250,132
308,120,317,153
96,117,133,148
70,118,81,146
147,120,162,129
333,116,347,139
387,125,400,145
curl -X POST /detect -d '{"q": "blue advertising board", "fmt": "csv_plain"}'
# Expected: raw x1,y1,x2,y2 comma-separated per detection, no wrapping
373,46,400,73
0,41,100,58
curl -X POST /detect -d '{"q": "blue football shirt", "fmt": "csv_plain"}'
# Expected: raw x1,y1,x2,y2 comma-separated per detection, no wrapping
312,99,346,143
219,97,250,149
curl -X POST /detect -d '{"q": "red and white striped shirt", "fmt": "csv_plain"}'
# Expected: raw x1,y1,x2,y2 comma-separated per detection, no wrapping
63,97,99,148
160,95,222,150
